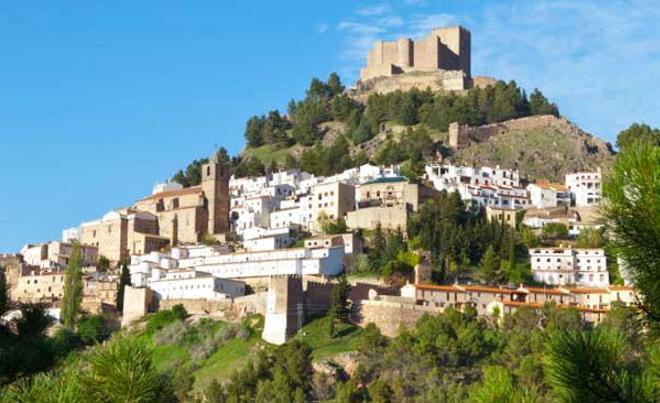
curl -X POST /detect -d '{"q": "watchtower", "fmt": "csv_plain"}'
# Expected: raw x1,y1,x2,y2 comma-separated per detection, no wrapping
201,154,230,239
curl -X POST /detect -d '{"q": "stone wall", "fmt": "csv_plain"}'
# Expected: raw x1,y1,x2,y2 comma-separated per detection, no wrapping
346,205,409,232
159,292,267,322
448,115,575,150
351,70,470,102
354,299,441,337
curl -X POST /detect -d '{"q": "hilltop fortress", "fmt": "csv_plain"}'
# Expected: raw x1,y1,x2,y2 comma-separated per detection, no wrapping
354,25,493,99
360,25,471,81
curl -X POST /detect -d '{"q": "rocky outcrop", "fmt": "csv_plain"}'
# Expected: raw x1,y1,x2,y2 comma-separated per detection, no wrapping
451,115,615,182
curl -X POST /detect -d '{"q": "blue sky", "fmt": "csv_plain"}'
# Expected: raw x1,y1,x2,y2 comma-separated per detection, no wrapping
1,0,659,252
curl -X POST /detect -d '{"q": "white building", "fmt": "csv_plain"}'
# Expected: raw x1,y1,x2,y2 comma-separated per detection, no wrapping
21,241,98,269
425,163,521,191
148,269,245,300
129,244,344,287
425,164,527,210
527,181,570,209
242,226,297,251
566,169,602,206
62,227,80,243
530,248,609,287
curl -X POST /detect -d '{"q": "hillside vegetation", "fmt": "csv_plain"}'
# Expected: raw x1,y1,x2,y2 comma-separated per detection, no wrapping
171,74,588,185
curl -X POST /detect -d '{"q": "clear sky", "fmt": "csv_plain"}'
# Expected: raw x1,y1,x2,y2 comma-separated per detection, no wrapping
1,1,659,252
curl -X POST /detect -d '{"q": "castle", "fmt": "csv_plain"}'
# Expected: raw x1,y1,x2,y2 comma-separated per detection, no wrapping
359,25,471,84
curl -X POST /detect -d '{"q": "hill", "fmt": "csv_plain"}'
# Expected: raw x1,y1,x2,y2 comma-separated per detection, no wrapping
171,74,614,189
451,115,615,182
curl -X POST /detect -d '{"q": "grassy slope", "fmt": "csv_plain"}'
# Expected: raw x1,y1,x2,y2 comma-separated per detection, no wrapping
454,126,614,182
295,316,363,360
242,118,613,183
130,314,363,394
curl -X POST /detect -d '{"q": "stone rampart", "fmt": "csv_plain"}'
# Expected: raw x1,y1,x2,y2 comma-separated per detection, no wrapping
159,292,267,322
354,299,441,337
351,70,470,102
448,115,576,149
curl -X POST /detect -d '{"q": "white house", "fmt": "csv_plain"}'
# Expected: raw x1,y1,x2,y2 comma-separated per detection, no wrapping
530,248,609,287
148,269,245,300
527,181,570,208
566,169,602,206
425,163,521,191
129,244,345,287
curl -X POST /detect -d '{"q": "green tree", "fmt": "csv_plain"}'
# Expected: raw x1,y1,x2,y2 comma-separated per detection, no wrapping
80,336,174,402
115,263,131,312
61,243,83,329
543,328,655,402
616,123,660,150
603,142,660,319
77,314,109,345
329,276,350,337
326,72,345,98
541,223,569,242
97,256,110,274
574,227,605,248
245,115,264,147
529,88,559,117
479,246,503,285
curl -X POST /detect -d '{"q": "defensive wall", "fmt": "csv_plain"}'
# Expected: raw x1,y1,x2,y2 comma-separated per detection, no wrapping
448,115,575,149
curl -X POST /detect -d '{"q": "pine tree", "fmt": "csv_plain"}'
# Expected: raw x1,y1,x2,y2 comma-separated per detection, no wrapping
479,245,503,285
61,243,83,329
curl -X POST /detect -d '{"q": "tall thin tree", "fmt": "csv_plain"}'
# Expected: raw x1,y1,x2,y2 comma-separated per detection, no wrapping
61,242,83,329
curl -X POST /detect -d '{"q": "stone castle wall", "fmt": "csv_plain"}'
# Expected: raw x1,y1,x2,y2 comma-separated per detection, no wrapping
360,26,471,82
159,292,267,322
448,115,574,149
354,299,441,337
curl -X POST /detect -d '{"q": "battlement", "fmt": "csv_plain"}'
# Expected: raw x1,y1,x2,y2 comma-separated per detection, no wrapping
359,26,471,83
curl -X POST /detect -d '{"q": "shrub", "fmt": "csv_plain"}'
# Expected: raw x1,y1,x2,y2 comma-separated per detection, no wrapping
77,314,109,345
153,320,187,346
236,325,251,341
79,336,174,402
145,305,187,335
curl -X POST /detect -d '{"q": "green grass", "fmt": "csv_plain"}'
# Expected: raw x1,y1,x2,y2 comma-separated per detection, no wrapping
244,144,301,165
296,316,363,360
191,334,264,392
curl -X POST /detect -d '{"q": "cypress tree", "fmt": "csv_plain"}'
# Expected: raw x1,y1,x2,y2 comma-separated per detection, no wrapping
479,245,503,285
116,263,131,312
61,242,83,329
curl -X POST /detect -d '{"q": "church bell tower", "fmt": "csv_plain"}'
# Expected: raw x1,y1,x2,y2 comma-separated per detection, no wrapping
201,153,230,239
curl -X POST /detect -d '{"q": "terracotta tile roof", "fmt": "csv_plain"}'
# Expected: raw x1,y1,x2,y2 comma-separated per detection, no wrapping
524,286,569,295
608,285,635,291
414,283,464,292
139,186,203,201
533,180,568,192
568,287,610,294
463,285,517,294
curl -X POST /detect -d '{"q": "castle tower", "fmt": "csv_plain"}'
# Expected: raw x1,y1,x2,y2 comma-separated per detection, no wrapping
262,275,304,345
201,154,230,239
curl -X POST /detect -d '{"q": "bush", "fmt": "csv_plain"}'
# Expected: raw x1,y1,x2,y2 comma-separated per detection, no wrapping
153,320,187,346
145,305,187,335
188,339,217,362
79,336,175,402
77,314,109,345
236,325,251,341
